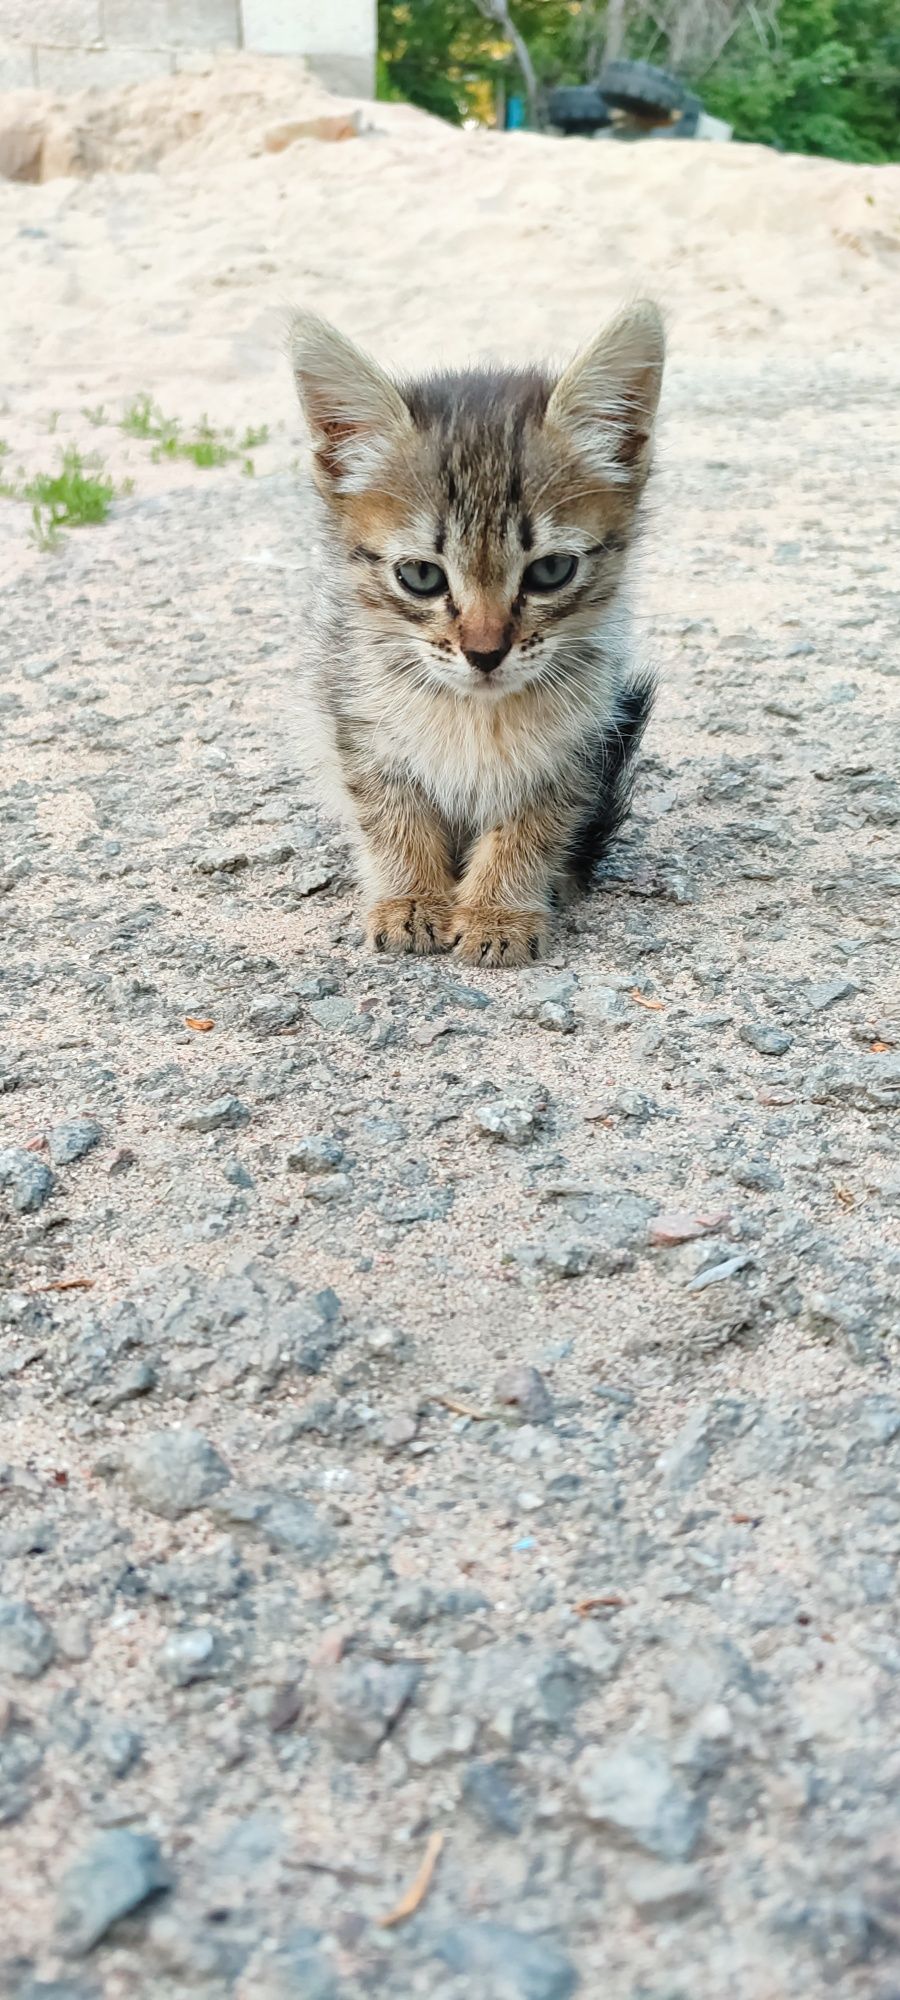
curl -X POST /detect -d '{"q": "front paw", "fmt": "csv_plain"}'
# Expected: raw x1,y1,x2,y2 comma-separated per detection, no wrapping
367,895,454,956
451,906,550,968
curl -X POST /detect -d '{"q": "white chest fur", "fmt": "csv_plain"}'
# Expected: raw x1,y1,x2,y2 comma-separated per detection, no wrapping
372,668,617,830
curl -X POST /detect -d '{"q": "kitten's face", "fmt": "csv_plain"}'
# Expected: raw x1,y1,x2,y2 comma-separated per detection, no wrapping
293,307,664,702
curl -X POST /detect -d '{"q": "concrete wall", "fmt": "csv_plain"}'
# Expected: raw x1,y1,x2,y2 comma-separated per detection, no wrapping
0,0,376,95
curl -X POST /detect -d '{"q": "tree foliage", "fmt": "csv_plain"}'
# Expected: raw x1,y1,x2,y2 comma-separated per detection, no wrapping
377,0,900,159
697,1,900,162
376,1,575,124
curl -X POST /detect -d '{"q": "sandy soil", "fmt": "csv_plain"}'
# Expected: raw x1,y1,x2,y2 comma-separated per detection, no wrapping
0,53,899,2000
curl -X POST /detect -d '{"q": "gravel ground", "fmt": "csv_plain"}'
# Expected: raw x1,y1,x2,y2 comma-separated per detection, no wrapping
1,322,899,1998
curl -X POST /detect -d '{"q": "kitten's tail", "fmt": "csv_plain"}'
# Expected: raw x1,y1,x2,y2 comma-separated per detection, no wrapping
567,674,656,889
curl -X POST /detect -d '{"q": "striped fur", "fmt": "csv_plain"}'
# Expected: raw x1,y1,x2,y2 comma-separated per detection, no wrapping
291,303,665,965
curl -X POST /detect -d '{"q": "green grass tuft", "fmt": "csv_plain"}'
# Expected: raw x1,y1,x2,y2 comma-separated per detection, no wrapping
0,447,118,547
119,397,269,471
120,392,168,442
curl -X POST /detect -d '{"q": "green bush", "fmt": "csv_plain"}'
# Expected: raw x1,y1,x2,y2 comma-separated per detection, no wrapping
377,0,574,125
688,2,900,162
377,0,900,161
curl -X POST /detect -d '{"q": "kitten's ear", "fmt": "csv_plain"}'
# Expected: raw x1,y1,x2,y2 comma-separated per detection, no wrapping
546,301,665,483
290,311,412,496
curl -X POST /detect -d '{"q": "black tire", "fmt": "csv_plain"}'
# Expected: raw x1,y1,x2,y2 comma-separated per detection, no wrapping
597,59,687,119
648,99,703,139
547,84,611,135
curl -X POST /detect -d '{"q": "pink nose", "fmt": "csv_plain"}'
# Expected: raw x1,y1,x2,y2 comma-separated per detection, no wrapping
460,615,510,662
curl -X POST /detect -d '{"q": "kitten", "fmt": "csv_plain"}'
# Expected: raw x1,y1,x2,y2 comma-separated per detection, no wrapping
290,302,664,966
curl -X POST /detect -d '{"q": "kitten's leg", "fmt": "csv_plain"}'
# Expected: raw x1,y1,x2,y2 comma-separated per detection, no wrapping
349,768,455,955
453,790,582,968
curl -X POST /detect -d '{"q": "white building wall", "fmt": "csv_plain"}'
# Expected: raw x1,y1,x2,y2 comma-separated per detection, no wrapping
0,0,376,95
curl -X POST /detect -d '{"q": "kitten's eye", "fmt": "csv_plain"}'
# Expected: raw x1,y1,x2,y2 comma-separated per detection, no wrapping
396,559,447,598
523,553,577,593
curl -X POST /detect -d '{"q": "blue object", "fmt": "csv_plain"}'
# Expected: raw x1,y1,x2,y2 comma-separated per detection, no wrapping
506,94,526,130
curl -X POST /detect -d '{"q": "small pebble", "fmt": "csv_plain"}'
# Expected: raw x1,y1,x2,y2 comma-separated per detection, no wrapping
178,1096,250,1133
494,1364,554,1424
48,1119,102,1167
56,1830,170,1955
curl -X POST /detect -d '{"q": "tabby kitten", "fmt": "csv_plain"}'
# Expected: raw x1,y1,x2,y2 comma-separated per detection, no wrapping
291,302,664,966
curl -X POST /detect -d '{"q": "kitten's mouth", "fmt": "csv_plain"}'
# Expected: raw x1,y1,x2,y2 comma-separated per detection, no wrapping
466,671,513,699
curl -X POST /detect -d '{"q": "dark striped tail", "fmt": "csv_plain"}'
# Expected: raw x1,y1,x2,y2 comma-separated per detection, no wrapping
567,675,656,890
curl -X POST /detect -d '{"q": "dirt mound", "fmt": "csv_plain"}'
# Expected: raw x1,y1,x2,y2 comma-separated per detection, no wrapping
0,49,437,182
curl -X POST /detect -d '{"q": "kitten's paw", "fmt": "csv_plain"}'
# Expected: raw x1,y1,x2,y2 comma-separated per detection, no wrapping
367,896,454,956
451,907,550,968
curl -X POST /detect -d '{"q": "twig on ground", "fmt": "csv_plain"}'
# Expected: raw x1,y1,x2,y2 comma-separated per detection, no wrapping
377,1830,445,1929
33,1275,95,1293
429,1392,493,1421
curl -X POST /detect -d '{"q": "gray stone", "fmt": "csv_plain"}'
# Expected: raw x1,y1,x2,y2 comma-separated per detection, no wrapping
808,1054,900,1112
248,1681,304,1732
432,1922,578,1999
94,1723,143,1777
514,974,577,1021
662,1399,752,1481
178,1096,250,1132
290,857,335,898
624,1860,708,1917
858,1397,900,1446
381,1411,418,1450
159,1627,225,1686
146,1541,247,1607
56,1616,92,1663
303,1170,352,1202
573,1741,703,1859
740,1023,793,1055
663,1638,755,1719
577,980,627,1026
193,847,248,875
261,1496,337,1563
686,1253,751,1292
0,1598,55,1678
732,1156,783,1192
509,1237,614,1281
532,1000,577,1032
494,1365,554,1425
474,1099,538,1145
405,1711,478,1765
806,977,859,1011
803,1290,882,1362
48,1119,102,1166
658,1408,713,1487
286,1135,344,1173
462,1758,524,1835
307,995,355,1032
320,1658,420,1761
248,996,303,1035
123,1430,231,1519
0,1146,54,1213
56,1830,170,1955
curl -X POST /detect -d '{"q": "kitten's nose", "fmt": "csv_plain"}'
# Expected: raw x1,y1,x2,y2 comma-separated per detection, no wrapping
464,645,510,676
